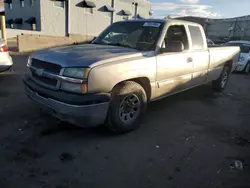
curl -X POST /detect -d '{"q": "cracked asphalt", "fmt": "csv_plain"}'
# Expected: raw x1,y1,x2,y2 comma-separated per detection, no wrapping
0,54,250,188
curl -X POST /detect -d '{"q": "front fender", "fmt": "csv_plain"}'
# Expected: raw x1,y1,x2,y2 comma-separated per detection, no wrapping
87,57,156,93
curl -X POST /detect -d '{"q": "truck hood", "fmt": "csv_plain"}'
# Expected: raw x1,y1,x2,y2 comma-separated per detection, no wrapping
31,44,145,68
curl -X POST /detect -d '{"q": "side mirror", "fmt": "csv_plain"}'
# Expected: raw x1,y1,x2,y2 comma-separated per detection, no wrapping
161,41,184,53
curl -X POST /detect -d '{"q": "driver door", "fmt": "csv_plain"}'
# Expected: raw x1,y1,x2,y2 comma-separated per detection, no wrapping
155,24,194,98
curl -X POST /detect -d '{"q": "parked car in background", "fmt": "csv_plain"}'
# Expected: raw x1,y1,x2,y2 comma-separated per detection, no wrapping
224,41,250,73
0,39,13,72
23,19,240,133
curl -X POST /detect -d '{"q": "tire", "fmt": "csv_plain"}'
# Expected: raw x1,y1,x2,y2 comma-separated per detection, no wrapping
106,81,147,134
212,66,230,92
244,62,250,74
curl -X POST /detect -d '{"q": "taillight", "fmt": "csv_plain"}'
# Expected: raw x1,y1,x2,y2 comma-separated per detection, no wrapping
0,45,8,52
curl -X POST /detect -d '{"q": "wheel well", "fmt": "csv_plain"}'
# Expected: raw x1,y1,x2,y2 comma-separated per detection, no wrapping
225,60,233,72
111,77,152,101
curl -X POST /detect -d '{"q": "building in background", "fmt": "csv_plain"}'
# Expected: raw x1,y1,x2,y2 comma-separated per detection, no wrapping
176,15,250,42
175,16,208,28
3,0,152,37
206,15,250,42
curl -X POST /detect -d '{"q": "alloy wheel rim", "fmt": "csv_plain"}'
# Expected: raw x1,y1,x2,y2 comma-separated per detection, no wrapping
119,94,140,124
221,69,228,88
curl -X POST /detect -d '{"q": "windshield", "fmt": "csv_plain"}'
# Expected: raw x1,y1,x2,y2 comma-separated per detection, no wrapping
94,21,164,51
224,42,250,53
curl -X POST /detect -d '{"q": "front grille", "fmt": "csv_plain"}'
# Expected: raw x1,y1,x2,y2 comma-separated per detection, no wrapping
32,72,58,87
30,59,61,89
31,59,61,74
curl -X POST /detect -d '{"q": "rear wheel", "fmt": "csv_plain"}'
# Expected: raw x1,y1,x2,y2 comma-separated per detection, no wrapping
212,66,230,92
106,81,147,134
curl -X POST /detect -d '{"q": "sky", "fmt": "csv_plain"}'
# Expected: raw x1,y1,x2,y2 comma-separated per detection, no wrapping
151,0,250,19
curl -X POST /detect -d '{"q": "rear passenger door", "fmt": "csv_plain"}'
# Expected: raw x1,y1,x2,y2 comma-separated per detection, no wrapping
187,25,210,86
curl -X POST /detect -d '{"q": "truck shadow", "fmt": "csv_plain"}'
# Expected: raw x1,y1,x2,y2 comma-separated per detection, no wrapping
38,83,219,138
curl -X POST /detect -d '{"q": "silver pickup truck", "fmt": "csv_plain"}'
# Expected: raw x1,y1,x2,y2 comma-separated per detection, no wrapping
23,19,240,133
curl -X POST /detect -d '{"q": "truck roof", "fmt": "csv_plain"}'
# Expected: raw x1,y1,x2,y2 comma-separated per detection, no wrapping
118,19,202,27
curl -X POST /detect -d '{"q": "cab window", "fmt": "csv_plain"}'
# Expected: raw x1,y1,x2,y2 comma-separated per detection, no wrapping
162,25,189,51
188,25,204,50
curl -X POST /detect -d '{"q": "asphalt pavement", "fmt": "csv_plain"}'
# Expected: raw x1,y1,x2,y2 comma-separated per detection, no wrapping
0,55,250,188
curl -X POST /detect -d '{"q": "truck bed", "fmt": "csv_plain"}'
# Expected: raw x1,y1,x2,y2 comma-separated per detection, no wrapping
207,46,240,80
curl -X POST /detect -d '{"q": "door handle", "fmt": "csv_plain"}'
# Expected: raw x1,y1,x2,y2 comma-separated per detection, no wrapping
187,57,193,63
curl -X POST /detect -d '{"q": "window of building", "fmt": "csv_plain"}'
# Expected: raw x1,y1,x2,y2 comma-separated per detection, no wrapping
6,19,14,28
20,0,24,7
32,23,36,31
7,23,14,28
53,1,64,8
85,8,93,14
30,0,36,6
5,0,13,10
188,25,204,50
14,18,23,29
25,17,36,31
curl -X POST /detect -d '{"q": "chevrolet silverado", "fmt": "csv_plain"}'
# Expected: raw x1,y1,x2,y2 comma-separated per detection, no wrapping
23,19,240,133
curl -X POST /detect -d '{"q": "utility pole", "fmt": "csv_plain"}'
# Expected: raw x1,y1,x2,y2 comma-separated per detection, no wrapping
111,0,115,24
232,18,237,38
132,2,138,19
0,15,7,40
65,0,70,36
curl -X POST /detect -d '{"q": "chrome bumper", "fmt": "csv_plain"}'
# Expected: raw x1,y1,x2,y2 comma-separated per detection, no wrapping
25,86,110,127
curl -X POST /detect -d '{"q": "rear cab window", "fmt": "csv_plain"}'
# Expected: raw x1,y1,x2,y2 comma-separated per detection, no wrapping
188,25,205,50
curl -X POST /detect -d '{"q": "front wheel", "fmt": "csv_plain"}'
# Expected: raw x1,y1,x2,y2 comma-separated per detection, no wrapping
106,81,147,134
212,66,230,92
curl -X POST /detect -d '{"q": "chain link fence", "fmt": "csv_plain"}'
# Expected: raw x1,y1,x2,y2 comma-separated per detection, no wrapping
205,15,250,43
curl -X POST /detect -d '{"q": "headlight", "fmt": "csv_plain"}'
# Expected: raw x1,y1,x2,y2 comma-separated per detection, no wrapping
61,67,89,93
60,82,87,94
63,68,90,79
